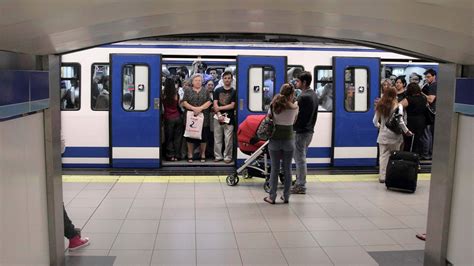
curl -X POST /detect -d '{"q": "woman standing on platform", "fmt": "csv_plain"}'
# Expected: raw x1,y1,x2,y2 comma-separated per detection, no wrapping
181,74,212,163
373,87,412,183
264,83,299,204
400,83,427,154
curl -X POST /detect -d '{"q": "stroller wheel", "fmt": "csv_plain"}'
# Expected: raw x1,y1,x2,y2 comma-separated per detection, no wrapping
242,169,251,179
263,179,271,193
226,174,239,186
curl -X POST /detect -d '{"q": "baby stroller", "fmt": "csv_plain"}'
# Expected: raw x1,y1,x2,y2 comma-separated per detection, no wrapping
226,115,284,192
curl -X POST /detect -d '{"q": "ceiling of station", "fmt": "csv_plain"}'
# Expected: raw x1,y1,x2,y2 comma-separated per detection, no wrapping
0,0,472,64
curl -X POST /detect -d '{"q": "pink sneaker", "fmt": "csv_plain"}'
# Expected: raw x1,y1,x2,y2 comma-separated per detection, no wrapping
68,235,90,251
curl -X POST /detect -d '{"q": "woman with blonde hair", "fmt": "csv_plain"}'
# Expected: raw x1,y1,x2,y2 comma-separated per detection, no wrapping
264,83,299,204
373,87,412,183
181,74,212,163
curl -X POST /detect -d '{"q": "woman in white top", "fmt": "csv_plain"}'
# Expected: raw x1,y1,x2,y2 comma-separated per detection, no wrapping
373,87,413,183
264,83,299,204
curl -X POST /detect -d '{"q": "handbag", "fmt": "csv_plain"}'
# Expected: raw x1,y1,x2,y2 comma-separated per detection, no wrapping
424,105,436,125
256,107,275,141
385,107,403,135
183,111,204,139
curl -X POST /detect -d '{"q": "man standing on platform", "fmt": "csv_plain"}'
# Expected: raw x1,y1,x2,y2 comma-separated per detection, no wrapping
291,71,319,194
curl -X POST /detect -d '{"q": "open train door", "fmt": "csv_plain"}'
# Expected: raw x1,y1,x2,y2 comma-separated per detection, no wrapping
110,54,161,168
332,57,380,166
236,55,287,164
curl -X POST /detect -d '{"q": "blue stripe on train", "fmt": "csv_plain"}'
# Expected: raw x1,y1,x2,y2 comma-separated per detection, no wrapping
63,147,109,158
112,159,160,168
307,147,332,158
333,158,377,166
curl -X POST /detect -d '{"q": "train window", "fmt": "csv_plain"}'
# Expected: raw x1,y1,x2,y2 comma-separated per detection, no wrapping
314,66,333,112
344,67,368,112
91,63,110,111
248,66,275,112
122,64,149,111
287,65,304,87
60,63,81,111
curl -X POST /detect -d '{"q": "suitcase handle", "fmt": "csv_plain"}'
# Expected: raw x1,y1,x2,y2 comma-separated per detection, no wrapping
410,134,415,152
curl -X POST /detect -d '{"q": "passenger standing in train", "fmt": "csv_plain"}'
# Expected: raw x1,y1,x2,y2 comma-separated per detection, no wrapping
400,83,428,154
420,69,437,160
182,74,212,163
213,71,236,163
205,79,216,159
264,84,299,204
209,68,220,86
395,76,407,102
291,71,319,194
373,87,412,183
162,78,183,161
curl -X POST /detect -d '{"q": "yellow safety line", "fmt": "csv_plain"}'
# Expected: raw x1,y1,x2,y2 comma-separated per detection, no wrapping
63,173,431,183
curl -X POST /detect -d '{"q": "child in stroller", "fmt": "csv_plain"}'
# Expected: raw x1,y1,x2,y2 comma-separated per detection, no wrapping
226,115,284,192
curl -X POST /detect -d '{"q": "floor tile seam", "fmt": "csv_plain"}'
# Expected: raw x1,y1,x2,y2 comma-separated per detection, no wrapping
255,199,293,266
79,178,122,252
149,179,170,263
347,228,400,247
223,182,249,266
332,216,380,231
104,182,148,257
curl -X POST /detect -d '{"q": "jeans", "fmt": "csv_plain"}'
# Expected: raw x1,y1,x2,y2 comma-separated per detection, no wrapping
420,125,433,158
214,123,234,160
64,206,78,240
164,117,183,158
294,132,313,188
268,139,295,201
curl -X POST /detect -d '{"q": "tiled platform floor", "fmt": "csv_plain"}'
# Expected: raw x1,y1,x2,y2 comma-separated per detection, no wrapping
64,175,428,265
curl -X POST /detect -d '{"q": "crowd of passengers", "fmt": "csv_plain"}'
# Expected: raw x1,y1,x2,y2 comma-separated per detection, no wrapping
374,69,438,183
161,61,237,164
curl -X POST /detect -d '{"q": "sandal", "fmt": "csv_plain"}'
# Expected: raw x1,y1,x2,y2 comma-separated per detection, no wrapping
263,197,275,205
280,196,289,204
187,157,193,163
200,156,206,163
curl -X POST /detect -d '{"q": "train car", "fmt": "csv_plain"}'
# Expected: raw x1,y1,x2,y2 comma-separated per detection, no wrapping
60,40,437,169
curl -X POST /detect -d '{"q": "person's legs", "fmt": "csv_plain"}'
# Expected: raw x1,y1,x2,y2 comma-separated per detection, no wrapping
420,126,431,159
293,133,313,191
213,123,224,160
187,142,194,161
64,206,77,239
282,149,294,202
223,124,234,162
173,117,183,160
64,206,90,250
164,119,174,159
268,147,282,202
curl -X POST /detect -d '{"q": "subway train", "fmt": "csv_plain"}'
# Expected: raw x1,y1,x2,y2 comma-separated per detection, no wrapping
60,40,437,169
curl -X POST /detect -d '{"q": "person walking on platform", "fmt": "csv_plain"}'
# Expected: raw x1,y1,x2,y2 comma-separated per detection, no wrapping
291,71,319,194
373,87,412,183
264,84,299,204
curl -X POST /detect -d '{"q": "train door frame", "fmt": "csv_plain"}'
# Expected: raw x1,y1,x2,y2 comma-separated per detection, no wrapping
236,55,287,166
109,53,162,168
332,57,380,167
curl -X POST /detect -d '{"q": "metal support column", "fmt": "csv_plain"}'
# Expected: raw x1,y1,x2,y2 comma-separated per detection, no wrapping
424,63,461,266
43,55,65,266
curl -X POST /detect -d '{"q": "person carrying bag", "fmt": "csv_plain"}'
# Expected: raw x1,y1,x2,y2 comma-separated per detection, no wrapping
184,111,204,140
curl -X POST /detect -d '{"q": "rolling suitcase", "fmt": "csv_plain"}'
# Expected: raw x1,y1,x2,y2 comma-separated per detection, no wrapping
385,135,419,193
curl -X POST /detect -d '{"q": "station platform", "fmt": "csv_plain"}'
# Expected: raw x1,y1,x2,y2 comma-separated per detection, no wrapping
63,173,430,265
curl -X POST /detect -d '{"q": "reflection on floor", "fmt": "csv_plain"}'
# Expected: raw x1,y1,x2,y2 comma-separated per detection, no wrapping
64,174,429,265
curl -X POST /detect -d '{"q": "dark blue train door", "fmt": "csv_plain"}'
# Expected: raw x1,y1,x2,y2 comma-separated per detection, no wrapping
236,55,287,163
332,57,380,166
110,54,161,168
